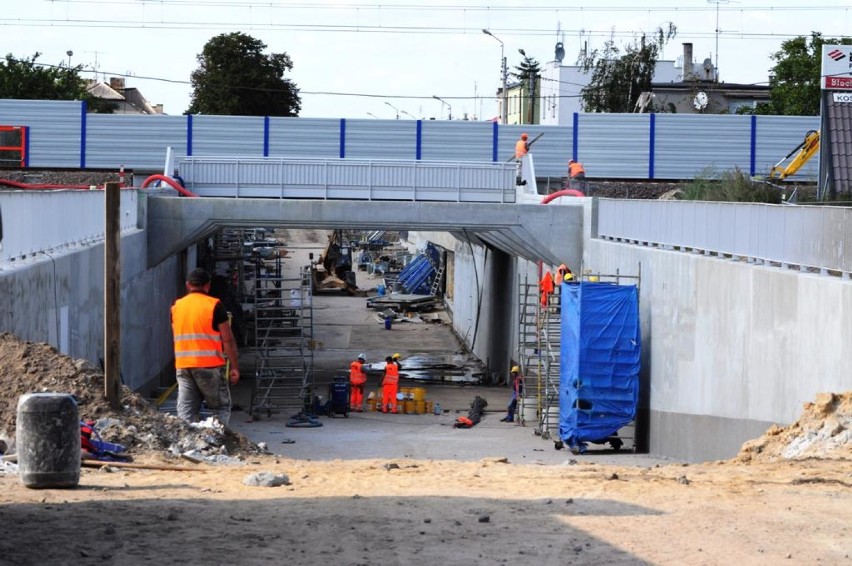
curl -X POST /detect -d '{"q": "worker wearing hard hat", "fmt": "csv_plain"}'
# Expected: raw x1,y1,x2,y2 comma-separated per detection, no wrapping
500,366,525,423
349,353,368,412
381,355,400,413
391,352,403,371
515,133,530,160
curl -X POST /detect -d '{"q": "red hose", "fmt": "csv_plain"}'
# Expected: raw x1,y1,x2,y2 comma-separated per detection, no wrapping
0,178,95,190
541,189,585,204
140,174,198,198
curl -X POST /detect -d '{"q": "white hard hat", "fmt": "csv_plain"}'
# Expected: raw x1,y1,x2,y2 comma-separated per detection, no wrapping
358,353,366,360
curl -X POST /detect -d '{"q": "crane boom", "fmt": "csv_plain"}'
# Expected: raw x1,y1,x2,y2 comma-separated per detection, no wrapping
769,130,820,181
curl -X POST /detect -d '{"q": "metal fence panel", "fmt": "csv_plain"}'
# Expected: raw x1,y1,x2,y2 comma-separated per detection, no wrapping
193,115,265,157
754,115,821,181
421,121,493,162
579,114,650,179
0,100,832,183
655,114,752,179
0,100,81,168
597,199,852,273
178,157,516,202
0,189,138,262
346,119,416,160
87,114,186,170
268,117,339,158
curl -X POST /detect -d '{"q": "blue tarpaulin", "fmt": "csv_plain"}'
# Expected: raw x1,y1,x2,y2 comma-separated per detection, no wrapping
559,282,640,452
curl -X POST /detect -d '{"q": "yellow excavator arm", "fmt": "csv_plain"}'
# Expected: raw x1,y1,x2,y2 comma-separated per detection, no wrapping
769,130,820,181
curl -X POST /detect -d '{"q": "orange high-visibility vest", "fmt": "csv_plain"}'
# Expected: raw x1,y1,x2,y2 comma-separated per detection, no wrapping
515,139,528,159
350,360,367,384
384,363,399,384
171,292,225,369
569,161,586,178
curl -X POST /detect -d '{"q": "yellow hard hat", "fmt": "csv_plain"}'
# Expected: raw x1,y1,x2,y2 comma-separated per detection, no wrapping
564,273,574,281
392,353,401,360
511,365,520,373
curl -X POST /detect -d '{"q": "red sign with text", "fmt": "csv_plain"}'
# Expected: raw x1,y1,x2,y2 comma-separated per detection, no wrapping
826,76,852,89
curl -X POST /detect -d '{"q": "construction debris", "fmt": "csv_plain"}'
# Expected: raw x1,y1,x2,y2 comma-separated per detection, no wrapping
736,392,852,463
0,332,265,462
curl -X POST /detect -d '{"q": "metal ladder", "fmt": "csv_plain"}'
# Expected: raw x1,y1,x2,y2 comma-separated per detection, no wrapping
429,264,445,295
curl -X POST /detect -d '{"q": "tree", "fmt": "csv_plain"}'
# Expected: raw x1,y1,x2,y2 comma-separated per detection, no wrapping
0,53,116,113
579,24,677,113
188,32,300,116
512,54,541,123
764,32,852,116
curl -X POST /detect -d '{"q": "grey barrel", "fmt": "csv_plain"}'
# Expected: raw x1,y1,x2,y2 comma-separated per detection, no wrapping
16,393,81,489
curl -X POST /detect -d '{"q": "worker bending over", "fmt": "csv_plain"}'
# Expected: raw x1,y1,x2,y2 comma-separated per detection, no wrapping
349,353,367,412
568,159,587,192
500,366,525,423
171,268,239,425
381,355,400,413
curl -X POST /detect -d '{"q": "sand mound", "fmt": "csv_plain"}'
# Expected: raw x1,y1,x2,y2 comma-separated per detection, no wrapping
736,392,852,462
0,332,262,458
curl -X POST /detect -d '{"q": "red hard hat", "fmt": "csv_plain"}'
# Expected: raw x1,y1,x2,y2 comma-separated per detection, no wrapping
521,133,528,140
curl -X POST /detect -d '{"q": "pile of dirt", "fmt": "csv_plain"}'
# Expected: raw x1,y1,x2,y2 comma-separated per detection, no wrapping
0,332,263,459
736,392,852,463
0,169,122,188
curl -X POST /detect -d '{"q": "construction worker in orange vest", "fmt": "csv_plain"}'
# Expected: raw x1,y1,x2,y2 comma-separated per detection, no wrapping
515,133,530,159
381,355,400,413
568,159,587,192
539,269,554,307
349,353,367,411
171,268,240,425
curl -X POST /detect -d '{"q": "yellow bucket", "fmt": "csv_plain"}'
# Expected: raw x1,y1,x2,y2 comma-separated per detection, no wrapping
403,399,415,414
425,401,433,414
412,387,426,402
415,400,426,414
400,387,413,400
367,398,377,412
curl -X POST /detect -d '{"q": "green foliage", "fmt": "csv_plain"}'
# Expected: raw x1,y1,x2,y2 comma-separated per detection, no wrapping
764,32,852,116
0,53,86,101
188,32,301,117
681,168,782,203
511,55,541,83
579,23,677,113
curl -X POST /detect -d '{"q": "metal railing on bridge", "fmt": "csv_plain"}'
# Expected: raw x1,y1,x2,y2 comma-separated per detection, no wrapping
597,199,852,276
178,157,518,203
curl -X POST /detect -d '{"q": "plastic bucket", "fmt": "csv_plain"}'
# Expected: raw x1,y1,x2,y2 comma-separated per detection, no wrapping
384,318,393,330
367,398,377,412
425,401,433,414
377,284,386,296
412,387,426,402
17,393,81,489
520,398,538,422
403,400,415,414
414,400,426,414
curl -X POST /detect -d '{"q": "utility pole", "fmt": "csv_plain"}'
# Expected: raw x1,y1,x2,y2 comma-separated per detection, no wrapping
483,29,509,124
104,182,121,409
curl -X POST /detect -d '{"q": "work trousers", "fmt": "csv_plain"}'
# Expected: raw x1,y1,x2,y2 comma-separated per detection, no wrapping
382,382,398,413
176,366,231,425
350,382,365,410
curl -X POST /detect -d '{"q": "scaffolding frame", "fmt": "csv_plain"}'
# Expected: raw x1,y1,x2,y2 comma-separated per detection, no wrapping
518,264,642,449
249,257,315,419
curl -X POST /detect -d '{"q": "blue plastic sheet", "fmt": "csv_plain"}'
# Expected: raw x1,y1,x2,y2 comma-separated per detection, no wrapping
559,282,640,451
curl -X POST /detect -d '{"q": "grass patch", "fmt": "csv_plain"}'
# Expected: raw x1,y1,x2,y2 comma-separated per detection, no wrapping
681,168,782,204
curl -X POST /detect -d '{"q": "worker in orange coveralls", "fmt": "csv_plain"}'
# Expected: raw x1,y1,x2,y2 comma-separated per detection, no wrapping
381,355,400,413
349,353,367,412
539,269,555,306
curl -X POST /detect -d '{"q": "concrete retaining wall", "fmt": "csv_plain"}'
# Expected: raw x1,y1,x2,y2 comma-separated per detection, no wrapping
584,235,852,461
0,230,179,393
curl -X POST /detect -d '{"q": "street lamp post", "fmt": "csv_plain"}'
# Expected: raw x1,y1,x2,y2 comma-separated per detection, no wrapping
366,112,379,119
384,101,400,119
66,50,74,68
482,29,508,124
400,110,417,119
432,95,452,120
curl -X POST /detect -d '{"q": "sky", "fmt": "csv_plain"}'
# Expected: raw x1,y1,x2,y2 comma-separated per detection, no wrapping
2,1,850,119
